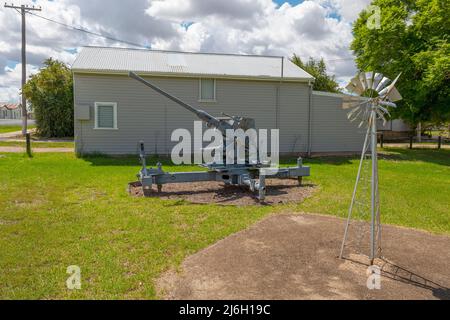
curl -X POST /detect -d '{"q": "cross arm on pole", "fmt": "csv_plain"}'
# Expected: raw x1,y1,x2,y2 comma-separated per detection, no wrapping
4,3,42,11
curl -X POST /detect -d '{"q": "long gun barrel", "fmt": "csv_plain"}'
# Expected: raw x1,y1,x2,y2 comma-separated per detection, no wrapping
129,72,231,134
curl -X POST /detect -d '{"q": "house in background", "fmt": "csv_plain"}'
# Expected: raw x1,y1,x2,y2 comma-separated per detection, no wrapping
72,46,366,156
378,119,412,140
0,103,22,120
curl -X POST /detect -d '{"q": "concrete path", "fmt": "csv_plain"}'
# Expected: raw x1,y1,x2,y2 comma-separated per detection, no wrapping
158,214,450,300
0,128,38,140
0,131,24,139
0,119,35,126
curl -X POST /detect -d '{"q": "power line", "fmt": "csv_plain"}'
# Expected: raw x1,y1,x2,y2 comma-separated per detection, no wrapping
27,11,147,49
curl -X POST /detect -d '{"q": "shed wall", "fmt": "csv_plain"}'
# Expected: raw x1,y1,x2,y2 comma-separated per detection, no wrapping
311,93,365,152
74,74,311,155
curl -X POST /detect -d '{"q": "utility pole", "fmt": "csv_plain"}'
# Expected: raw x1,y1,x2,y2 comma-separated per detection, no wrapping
4,3,42,136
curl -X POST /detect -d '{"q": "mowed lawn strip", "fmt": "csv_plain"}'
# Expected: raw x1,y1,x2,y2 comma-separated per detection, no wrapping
292,148,450,233
0,148,448,299
0,141,74,148
0,125,36,134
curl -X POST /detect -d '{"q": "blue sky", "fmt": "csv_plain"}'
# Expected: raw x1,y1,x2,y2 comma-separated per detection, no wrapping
275,1,342,19
275,0,304,6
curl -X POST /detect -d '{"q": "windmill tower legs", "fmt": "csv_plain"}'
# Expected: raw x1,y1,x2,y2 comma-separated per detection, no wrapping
340,108,381,265
340,71,402,265
370,108,378,264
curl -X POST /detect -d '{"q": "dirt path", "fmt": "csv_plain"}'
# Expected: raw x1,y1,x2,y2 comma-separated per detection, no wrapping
158,214,450,300
0,146,73,153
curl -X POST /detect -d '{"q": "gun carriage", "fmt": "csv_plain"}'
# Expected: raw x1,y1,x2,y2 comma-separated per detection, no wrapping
129,72,310,201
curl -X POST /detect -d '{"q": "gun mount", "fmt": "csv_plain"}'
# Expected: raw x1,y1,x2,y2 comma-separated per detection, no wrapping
129,72,310,201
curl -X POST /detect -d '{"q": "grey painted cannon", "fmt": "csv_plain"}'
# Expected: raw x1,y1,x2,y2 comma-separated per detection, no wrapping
129,72,310,201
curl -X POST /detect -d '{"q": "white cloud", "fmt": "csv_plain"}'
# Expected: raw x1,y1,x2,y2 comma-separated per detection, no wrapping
0,0,372,102
147,0,359,77
331,0,372,22
0,0,178,102
0,63,39,102
147,0,272,22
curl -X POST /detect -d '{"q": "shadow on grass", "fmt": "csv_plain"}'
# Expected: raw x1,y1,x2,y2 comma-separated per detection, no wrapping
81,154,174,167
80,148,450,168
380,148,450,167
293,148,450,167
81,153,344,168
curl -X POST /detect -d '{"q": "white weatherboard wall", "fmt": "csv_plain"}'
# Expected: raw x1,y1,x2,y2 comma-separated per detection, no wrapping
74,74,367,156
311,92,366,152
74,73,311,155
379,119,411,132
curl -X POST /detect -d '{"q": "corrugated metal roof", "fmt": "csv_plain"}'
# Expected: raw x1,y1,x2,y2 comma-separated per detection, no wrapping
0,103,21,110
72,46,314,82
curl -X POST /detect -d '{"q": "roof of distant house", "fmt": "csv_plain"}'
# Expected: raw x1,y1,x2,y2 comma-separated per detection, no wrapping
0,103,21,110
72,46,314,82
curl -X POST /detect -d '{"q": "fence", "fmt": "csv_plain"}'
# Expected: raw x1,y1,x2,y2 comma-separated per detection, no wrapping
378,132,450,150
0,108,22,120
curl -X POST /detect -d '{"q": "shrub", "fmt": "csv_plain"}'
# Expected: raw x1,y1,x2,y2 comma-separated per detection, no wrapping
23,58,73,138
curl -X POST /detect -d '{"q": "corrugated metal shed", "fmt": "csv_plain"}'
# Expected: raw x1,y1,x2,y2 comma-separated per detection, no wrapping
72,46,314,82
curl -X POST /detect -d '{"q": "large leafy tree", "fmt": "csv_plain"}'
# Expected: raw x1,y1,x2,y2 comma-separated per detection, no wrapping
23,58,74,138
291,55,341,93
352,0,450,126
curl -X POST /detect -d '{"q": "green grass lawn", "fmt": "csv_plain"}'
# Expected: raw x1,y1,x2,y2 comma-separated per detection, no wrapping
0,148,449,299
0,125,35,134
430,130,449,138
0,140,74,148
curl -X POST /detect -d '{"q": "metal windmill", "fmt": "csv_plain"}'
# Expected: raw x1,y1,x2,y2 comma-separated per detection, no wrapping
339,71,402,265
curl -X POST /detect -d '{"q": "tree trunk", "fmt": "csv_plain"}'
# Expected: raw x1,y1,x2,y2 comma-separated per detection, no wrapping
417,122,422,143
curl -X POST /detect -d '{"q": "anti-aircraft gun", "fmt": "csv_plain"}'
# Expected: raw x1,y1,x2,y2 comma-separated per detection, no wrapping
130,72,256,135
129,71,310,201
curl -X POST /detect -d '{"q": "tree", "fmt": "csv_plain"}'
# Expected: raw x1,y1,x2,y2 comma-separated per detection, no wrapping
23,58,74,138
290,55,341,93
351,0,450,127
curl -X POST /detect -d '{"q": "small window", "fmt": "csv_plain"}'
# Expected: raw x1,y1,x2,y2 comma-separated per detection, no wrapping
95,102,117,130
199,79,216,102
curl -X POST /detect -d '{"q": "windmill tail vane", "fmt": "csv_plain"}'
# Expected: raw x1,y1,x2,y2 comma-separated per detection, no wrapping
339,71,402,265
